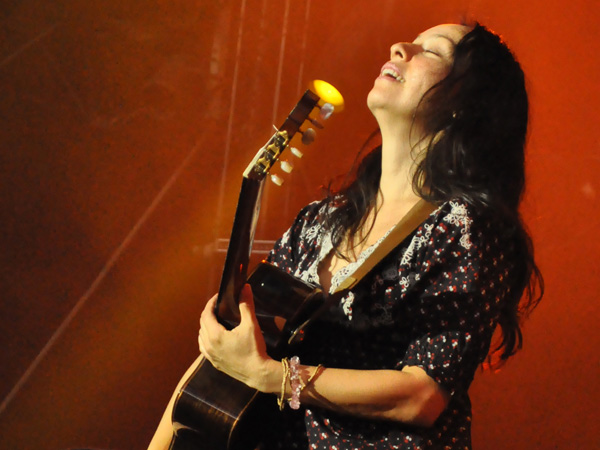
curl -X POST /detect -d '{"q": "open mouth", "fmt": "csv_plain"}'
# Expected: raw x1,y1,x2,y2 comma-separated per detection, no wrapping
381,68,402,81
379,63,405,83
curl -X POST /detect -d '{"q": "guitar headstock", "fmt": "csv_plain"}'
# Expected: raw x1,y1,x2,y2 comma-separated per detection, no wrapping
243,85,341,184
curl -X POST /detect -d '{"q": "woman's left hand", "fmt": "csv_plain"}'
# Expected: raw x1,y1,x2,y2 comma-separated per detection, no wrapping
198,284,277,391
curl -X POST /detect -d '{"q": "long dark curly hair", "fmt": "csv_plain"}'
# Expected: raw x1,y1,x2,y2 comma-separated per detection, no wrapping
323,24,543,364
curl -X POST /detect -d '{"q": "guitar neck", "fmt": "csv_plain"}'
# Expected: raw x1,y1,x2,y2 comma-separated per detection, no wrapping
215,177,265,326
214,89,321,326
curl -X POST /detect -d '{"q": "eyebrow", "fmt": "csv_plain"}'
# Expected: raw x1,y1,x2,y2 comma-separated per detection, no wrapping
414,34,458,46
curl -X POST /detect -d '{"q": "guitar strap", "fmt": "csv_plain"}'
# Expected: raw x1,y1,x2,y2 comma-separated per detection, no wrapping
333,198,438,293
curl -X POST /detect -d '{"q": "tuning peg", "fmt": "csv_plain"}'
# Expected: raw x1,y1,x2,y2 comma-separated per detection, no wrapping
319,103,335,120
290,147,303,158
280,160,293,173
270,174,284,186
307,117,324,129
300,128,316,146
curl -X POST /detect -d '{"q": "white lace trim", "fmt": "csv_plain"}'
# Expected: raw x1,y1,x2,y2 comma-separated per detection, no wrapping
400,223,434,266
443,201,473,250
329,226,394,294
297,220,395,320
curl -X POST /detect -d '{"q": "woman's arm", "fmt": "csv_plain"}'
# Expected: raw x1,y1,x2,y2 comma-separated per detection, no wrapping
199,286,449,428
261,359,449,427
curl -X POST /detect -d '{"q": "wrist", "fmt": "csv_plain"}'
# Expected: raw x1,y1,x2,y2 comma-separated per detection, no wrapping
253,358,282,393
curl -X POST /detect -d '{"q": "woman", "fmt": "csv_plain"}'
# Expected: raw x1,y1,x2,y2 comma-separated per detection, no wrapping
149,23,542,449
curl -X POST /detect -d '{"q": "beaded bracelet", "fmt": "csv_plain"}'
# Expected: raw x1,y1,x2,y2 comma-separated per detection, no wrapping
277,356,323,410
288,356,302,409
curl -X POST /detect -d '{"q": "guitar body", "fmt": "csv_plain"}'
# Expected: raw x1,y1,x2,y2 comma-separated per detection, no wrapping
171,263,323,450
170,360,264,450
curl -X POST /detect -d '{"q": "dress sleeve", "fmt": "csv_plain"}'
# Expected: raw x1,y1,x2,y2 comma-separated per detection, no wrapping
397,202,515,396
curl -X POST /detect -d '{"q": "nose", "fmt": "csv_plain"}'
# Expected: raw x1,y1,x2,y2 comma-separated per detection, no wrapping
390,42,415,61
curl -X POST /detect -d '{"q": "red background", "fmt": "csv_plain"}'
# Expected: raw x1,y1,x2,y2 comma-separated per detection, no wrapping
0,0,598,448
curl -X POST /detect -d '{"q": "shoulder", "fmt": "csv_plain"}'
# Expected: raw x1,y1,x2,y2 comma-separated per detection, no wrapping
427,199,506,244
429,199,478,250
284,199,331,240
424,198,518,279
293,199,329,225
267,199,331,269
405,198,512,270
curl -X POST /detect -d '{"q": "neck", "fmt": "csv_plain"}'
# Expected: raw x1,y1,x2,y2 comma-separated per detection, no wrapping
376,115,425,208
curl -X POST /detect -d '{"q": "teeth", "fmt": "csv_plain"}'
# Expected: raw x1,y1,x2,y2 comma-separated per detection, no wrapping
381,68,404,82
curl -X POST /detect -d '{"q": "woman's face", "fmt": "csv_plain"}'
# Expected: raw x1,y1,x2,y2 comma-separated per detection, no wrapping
367,24,471,124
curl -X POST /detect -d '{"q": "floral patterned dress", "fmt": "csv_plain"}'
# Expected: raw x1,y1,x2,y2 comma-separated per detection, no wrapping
261,198,516,450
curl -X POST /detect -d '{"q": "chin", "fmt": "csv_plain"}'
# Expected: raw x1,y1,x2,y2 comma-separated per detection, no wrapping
366,88,383,114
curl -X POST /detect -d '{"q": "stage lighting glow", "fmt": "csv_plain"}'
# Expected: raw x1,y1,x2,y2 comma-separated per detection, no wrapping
310,80,344,111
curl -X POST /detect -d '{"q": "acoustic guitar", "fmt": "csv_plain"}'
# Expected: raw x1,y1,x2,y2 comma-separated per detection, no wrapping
169,86,342,450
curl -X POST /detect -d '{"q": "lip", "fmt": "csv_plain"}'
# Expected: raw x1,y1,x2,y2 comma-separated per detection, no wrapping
377,62,404,81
